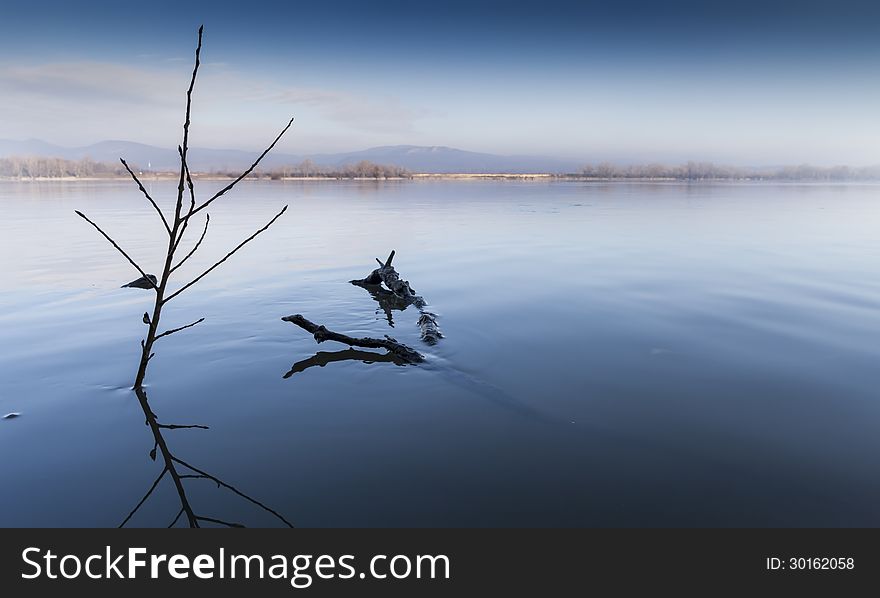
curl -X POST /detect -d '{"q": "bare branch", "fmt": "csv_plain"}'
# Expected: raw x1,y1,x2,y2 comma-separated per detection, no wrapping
155,317,205,340
172,456,294,527
378,250,395,267
171,214,209,273
187,118,294,219
183,25,202,156
75,210,159,291
119,467,168,528
195,516,245,528
167,508,184,528
185,160,196,213
156,422,210,430
120,159,171,235
282,314,424,363
173,25,203,224
164,205,288,303
172,149,199,253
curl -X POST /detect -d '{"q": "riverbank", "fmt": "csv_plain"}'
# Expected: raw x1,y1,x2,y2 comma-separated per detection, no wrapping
2,173,877,183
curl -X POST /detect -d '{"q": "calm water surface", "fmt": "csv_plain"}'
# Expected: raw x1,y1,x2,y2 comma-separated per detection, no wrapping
1,179,879,527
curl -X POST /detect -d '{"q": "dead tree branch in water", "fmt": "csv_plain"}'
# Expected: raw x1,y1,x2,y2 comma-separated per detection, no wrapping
351,250,442,344
282,314,424,363
74,25,292,390
283,252,438,370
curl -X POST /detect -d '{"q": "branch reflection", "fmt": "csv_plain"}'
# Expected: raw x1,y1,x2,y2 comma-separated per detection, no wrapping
350,279,412,327
120,387,293,528
283,348,407,379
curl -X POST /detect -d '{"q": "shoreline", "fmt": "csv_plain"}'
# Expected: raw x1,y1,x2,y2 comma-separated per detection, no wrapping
3,174,876,183
0,173,615,182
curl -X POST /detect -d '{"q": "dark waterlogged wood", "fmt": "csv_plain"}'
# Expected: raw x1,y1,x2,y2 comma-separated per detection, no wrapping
351,250,443,345
417,311,442,345
283,348,406,378
282,314,424,363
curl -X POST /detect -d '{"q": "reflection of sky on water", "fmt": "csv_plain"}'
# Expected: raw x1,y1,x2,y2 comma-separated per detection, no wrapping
1,180,880,526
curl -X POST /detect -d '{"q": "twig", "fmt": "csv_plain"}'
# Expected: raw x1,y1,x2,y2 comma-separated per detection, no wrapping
156,423,210,430
183,27,202,152
173,25,203,225
186,118,294,219
172,456,294,528
172,149,199,254
171,214,209,273
164,206,288,303
119,467,167,528
167,508,184,528
120,159,171,235
155,317,205,340
195,516,245,528
75,211,159,291
184,157,196,215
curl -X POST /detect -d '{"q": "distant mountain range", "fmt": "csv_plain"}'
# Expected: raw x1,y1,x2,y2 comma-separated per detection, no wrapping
0,139,584,174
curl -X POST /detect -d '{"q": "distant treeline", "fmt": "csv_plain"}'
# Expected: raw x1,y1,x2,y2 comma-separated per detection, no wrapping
4,154,880,181
0,156,410,179
0,156,130,178
578,161,880,181
226,160,411,179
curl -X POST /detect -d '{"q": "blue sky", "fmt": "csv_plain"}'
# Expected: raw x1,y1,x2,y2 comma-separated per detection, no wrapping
1,0,879,164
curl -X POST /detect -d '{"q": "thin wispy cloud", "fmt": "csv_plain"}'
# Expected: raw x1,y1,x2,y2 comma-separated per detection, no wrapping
0,60,430,149
273,88,426,134
1,1,879,163
0,61,185,146
0,61,179,106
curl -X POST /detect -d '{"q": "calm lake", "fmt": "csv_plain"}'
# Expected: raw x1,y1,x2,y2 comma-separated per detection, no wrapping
1,179,879,527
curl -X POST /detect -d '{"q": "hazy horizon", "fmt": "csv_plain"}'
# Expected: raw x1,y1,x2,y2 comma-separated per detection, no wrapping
3,137,880,169
2,1,879,165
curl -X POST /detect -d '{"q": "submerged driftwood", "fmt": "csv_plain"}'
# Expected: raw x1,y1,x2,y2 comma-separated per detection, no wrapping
351,250,442,345
282,314,424,363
